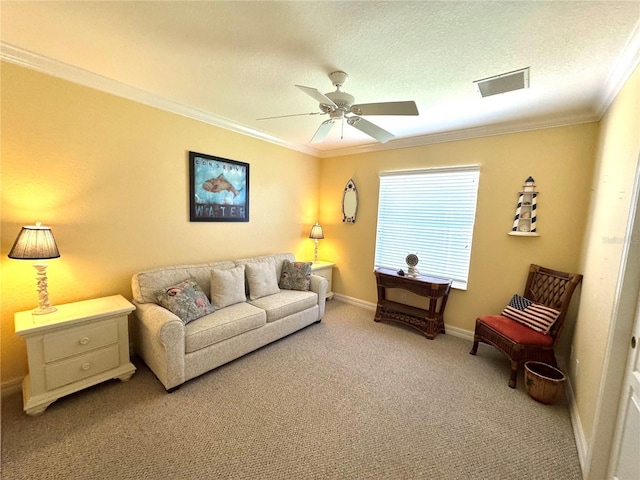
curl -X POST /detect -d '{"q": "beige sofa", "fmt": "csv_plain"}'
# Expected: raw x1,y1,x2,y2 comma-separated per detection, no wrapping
131,253,327,390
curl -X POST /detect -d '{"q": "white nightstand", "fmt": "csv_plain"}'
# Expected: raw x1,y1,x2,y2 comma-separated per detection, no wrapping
14,295,136,416
311,261,335,299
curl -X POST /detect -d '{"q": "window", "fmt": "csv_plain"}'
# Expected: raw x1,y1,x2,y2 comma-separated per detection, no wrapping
374,165,480,290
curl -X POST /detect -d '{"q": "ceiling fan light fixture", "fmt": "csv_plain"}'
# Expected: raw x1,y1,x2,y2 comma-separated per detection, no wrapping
276,71,418,144
474,67,530,98
325,90,355,108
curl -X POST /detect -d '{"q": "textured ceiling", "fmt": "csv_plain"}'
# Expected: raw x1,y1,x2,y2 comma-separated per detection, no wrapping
1,1,639,157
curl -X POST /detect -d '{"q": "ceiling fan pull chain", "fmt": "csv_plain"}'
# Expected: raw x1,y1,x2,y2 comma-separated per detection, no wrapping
341,117,344,139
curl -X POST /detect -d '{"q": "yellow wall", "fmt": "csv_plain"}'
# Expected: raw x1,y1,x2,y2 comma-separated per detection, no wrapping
1,63,320,382
319,125,597,340
0,61,610,396
572,65,640,464
4,50,638,477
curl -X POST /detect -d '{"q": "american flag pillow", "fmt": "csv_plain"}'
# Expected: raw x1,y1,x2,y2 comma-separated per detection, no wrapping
502,294,560,334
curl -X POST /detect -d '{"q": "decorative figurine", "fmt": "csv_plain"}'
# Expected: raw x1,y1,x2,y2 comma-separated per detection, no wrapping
510,176,538,235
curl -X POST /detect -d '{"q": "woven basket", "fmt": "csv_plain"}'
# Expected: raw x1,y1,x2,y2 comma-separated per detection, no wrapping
524,362,566,404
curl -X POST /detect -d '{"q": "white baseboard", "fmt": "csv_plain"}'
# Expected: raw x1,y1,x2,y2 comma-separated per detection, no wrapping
1,377,23,398
332,293,376,311
331,294,475,340
444,324,475,341
561,364,589,474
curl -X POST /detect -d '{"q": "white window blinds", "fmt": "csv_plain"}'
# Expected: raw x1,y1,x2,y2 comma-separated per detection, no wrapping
374,165,480,290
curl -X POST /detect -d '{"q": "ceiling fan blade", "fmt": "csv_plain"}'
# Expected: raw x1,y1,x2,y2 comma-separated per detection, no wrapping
347,116,395,143
257,112,325,120
295,85,338,107
350,101,419,116
310,119,335,143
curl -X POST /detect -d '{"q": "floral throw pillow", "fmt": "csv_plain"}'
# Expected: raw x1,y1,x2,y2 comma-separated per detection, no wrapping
156,278,214,324
279,260,312,291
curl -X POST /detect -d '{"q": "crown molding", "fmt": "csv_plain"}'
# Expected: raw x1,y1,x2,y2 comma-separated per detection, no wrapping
596,19,640,118
0,43,321,158
317,112,600,158
3,32,637,161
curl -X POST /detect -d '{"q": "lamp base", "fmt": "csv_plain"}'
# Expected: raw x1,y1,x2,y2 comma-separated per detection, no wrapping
32,306,57,315
32,263,56,317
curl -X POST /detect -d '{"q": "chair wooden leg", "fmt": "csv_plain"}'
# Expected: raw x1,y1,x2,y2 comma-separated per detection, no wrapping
509,361,518,388
470,340,479,355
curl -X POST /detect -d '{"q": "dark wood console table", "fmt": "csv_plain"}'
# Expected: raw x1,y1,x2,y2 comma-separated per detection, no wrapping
374,268,452,339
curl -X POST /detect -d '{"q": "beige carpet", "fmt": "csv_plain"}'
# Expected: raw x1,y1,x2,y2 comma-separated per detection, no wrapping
1,300,582,479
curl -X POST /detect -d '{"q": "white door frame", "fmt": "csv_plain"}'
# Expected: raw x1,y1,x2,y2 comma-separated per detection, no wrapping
609,291,640,479
585,153,640,480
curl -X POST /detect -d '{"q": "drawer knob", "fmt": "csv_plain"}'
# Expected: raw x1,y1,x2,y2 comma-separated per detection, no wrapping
79,337,90,345
81,363,91,371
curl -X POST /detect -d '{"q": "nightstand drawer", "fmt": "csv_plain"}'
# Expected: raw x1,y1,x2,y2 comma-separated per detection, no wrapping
15,295,136,415
313,270,332,290
43,319,119,362
45,344,120,390
313,268,330,281
310,261,335,300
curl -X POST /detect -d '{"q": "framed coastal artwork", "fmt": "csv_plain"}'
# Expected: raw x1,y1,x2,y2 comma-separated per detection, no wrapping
188,151,250,222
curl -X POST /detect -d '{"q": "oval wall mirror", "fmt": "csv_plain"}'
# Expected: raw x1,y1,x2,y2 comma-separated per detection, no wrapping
342,179,358,223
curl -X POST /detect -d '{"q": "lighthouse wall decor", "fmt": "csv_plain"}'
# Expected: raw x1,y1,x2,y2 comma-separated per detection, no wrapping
508,176,540,237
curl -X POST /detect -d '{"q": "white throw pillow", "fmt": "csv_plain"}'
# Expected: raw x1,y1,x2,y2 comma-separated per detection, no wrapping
210,266,246,309
245,261,280,300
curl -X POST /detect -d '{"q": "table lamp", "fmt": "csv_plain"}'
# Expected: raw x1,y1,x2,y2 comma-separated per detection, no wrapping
8,222,60,314
309,223,324,263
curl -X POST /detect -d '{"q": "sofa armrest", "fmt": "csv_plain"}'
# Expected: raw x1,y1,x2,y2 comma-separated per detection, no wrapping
309,274,328,319
132,301,186,390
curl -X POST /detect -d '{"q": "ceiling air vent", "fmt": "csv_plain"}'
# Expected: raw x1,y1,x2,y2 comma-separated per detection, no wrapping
474,67,530,98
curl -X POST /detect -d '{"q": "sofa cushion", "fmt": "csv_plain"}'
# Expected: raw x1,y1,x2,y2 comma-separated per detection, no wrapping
155,278,214,324
478,315,554,346
248,289,318,323
279,260,312,291
235,253,295,288
133,261,236,304
245,261,280,300
211,265,247,309
185,303,266,353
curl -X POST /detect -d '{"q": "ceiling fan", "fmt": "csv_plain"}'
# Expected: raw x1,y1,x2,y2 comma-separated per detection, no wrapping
258,71,419,144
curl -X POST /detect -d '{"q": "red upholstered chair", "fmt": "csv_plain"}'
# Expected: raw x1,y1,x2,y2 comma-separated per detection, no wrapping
470,264,583,388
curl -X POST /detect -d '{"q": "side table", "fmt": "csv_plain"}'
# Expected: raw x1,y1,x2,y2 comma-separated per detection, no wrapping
310,261,335,299
374,267,452,339
14,294,136,415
